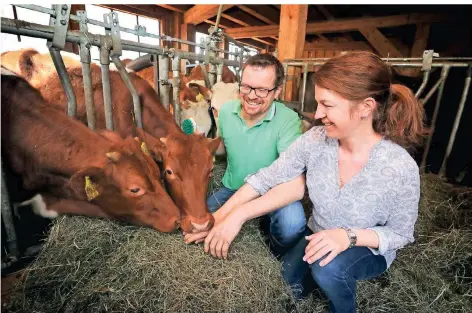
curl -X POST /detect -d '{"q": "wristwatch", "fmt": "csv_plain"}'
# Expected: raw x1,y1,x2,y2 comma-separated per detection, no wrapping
342,227,357,248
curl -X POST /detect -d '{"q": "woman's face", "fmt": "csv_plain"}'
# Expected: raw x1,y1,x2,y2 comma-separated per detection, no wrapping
314,85,363,140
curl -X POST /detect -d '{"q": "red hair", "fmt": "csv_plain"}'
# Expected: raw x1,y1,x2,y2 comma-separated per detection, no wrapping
314,51,426,149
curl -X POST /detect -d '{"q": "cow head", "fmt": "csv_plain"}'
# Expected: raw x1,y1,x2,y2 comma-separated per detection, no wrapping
135,128,221,234
69,136,181,233
179,83,213,136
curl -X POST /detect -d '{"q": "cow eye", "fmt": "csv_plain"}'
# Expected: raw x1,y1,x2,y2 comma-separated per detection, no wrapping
130,188,141,193
165,169,173,175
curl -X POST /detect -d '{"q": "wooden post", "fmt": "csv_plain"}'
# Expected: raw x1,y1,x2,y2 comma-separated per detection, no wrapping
65,4,85,54
218,36,230,59
277,4,308,101
181,23,196,72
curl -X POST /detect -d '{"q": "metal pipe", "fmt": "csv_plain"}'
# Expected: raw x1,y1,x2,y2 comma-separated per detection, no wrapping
207,40,217,88
420,66,450,171
282,61,471,68
415,70,430,98
100,45,114,130
284,57,472,62
48,47,77,117
153,54,159,95
172,57,182,126
1,18,241,68
439,65,471,178
159,54,170,111
111,56,142,128
214,5,224,31
125,54,154,72
420,73,447,106
1,158,19,261
223,33,249,52
300,64,309,112
79,42,96,130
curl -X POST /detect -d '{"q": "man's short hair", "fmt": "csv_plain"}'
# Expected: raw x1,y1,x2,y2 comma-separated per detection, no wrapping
242,54,285,87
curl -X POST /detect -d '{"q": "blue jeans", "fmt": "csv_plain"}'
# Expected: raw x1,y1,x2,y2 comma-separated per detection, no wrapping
207,186,306,256
281,228,387,313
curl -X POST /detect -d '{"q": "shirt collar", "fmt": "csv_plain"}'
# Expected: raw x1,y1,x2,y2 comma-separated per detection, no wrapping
233,100,276,122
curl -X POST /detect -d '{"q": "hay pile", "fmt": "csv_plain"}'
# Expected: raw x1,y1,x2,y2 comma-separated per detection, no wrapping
5,161,472,313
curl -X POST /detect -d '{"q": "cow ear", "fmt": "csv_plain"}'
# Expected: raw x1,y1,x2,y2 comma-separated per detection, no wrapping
68,167,105,201
188,83,212,101
134,127,165,162
207,137,222,155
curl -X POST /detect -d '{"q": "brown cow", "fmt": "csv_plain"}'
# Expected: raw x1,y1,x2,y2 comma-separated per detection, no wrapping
1,48,218,233
1,70,181,232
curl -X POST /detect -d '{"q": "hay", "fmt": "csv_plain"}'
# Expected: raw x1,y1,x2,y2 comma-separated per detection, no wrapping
5,163,472,313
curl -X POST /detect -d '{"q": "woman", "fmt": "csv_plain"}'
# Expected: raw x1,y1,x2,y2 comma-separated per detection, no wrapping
185,51,425,313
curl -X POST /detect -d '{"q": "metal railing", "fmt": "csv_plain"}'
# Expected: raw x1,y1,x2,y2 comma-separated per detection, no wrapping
281,50,472,180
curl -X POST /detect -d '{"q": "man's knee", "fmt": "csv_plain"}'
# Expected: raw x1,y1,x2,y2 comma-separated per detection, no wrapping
270,201,306,246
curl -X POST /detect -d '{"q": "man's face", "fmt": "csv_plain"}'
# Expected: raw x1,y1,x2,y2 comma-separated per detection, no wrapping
239,65,281,119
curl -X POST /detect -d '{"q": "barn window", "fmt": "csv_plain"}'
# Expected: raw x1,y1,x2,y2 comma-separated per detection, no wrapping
86,5,160,62
0,4,50,54
0,4,160,61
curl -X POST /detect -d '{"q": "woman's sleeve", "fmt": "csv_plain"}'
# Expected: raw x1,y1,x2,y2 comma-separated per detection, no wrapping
367,158,420,255
245,127,321,195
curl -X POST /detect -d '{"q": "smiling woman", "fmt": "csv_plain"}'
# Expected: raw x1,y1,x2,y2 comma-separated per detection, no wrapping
198,51,427,313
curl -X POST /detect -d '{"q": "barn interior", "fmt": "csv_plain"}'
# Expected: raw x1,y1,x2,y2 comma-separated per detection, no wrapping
1,3,472,313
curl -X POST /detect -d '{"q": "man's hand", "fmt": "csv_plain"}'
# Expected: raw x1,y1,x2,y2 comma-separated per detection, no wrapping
203,211,245,259
303,228,350,266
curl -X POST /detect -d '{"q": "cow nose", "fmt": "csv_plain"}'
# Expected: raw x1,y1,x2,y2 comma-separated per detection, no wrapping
175,218,181,229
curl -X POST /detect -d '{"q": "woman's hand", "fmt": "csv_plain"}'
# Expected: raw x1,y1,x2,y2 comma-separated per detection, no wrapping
303,228,350,266
183,210,226,244
203,211,245,259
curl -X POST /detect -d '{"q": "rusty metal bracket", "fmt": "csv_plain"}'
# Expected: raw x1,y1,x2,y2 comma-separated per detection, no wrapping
421,50,439,72
50,4,71,49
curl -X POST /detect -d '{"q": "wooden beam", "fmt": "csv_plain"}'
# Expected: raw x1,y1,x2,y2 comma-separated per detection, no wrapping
238,5,276,25
403,23,431,76
156,4,184,13
184,4,234,25
304,40,373,51
226,13,453,38
316,5,335,20
100,5,170,20
358,27,403,58
253,37,275,46
222,13,249,27
277,5,308,101
358,27,417,76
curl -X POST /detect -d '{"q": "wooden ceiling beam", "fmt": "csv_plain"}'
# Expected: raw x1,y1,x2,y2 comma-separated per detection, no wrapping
252,37,276,46
155,4,184,13
184,5,234,25
238,5,276,25
226,13,453,38
304,40,373,51
99,5,169,20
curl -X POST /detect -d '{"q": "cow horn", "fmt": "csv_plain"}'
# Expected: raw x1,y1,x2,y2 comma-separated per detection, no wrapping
160,138,167,146
191,220,210,232
105,151,121,162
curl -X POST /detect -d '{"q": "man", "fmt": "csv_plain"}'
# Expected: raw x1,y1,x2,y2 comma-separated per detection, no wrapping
185,54,306,257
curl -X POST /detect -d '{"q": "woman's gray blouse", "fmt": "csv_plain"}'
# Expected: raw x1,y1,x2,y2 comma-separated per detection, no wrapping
245,126,420,268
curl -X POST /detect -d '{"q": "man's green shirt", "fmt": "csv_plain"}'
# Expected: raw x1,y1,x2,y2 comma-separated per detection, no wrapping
218,99,302,190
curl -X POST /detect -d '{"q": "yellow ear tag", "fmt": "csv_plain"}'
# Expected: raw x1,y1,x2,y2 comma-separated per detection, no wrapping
85,176,100,201
140,141,151,155
196,93,205,102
